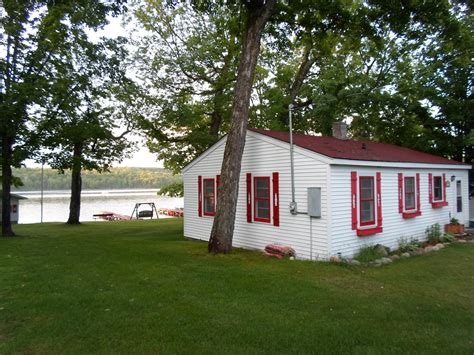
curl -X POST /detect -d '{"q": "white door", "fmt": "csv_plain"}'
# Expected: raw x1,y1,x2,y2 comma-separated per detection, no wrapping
453,180,463,222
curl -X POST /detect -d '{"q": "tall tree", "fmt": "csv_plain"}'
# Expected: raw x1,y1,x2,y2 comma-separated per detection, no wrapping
131,1,242,173
208,0,277,253
418,3,472,162
0,0,124,236
39,38,135,224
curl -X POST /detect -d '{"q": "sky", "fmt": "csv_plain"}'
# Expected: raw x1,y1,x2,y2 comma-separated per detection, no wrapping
24,144,162,169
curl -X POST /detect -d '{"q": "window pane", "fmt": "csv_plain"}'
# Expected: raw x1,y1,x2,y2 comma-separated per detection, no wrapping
361,201,374,223
360,178,373,199
361,187,373,199
433,177,442,201
405,178,414,193
256,178,269,198
203,179,215,214
204,197,215,214
204,179,214,192
405,194,415,210
361,178,373,189
256,200,269,219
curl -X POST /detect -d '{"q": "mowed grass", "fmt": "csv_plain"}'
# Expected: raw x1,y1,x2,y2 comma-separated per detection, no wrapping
0,219,473,354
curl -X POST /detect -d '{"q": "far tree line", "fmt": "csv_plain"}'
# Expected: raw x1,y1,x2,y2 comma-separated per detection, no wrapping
11,167,181,192
1,1,472,255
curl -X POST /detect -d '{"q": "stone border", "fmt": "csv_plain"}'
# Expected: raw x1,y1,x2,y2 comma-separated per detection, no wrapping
331,239,474,267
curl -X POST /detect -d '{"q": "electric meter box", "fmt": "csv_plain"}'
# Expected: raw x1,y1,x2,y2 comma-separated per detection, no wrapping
307,187,321,218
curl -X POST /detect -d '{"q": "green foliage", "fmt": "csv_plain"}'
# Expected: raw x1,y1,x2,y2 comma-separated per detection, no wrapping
1,0,128,232
2,220,473,353
131,1,242,173
157,181,184,198
130,1,472,175
0,0,126,167
354,245,380,263
426,223,443,244
398,237,421,253
11,167,181,191
442,233,456,243
37,35,137,175
450,218,460,225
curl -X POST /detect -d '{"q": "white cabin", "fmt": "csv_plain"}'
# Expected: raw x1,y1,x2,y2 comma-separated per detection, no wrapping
183,128,471,259
0,193,27,224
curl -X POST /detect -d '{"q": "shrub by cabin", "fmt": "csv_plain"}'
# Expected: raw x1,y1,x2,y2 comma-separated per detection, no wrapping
183,126,470,259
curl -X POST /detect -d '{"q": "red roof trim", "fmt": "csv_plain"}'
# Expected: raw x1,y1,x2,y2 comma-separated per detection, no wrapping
249,128,466,166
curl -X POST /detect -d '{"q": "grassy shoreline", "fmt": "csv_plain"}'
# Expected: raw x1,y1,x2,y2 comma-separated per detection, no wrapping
1,219,473,353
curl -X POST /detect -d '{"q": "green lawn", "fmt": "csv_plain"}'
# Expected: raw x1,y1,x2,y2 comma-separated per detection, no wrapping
0,219,473,354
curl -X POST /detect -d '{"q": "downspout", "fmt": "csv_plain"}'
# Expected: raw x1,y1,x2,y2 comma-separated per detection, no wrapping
289,104,297,215
310,216,313,260
288,104,314,261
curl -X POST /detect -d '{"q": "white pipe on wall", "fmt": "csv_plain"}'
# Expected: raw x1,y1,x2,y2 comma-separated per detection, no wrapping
289,104,297,215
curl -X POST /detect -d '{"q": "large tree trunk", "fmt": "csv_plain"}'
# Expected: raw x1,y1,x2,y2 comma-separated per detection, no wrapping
209,106,223,140
208,0,277,253
67,142,83,225
1,136,15,236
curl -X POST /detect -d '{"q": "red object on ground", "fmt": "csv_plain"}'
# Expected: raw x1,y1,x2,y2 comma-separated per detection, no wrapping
264,251,283,259
158,208,184,217
264,244,295,259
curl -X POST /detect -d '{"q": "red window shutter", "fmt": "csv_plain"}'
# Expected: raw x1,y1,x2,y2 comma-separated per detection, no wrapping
428,173,433,203
351,171,357,230
416,173,421,213
398,173,403,213
198,176,202,217
246,173,252,223
272,172,279,227
376,172,382,227
442,173,447,203
216,175,220,198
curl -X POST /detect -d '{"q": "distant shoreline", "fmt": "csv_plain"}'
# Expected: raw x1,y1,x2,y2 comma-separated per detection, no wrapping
12,167,181,191
15,189,162,199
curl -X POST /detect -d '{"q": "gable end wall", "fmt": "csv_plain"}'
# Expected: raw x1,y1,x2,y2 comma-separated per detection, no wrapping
184,132,330,260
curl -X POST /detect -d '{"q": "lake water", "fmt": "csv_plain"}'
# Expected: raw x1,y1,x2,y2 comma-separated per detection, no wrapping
15,189,183,224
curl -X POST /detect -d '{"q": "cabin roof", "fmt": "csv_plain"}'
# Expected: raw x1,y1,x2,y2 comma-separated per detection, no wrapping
249,128,467,166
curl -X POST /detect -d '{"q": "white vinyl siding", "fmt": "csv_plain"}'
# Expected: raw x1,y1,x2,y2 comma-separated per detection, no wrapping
329,166,470,258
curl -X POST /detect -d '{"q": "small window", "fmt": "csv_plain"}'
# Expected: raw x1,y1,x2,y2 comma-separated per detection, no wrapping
203,178,215,216
404,177,416,210
254,177,270,223
359,177,375,225
433,176,443,201
456,181,462,213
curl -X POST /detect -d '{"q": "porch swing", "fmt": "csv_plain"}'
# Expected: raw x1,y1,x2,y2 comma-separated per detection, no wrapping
130,202,159,220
